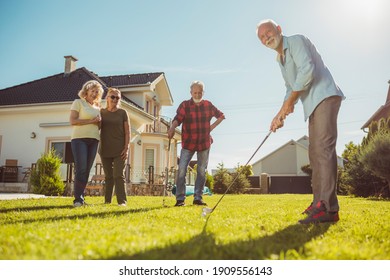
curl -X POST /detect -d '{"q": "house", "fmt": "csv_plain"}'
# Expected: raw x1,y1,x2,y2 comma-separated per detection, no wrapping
252,136,311,177
361,80,390,132
0,56,180,193
251,136,343,194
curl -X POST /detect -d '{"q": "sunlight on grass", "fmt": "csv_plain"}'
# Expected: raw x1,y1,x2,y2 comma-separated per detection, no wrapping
0,195,389,260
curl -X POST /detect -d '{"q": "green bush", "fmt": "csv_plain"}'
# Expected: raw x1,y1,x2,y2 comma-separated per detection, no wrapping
229,172,251,194
213,163,232,194
359,129,390,194
342,141,388,197
212,163,251,194
205,171,214,191
300,164,312,176
300,164,348,195
229,164,252,194
30,149,65,196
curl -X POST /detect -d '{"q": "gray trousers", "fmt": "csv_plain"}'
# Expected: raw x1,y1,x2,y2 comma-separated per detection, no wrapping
101,156,127,204
308,95,342,212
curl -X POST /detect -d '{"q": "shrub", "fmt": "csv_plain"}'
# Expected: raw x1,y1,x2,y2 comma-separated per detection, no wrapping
342,141,388,197
301,164,312,176
213,163,232,194
205,171,214,191
359,129,390,194
30,149,65,196
301,163,348,195
229,172,251,194
229,164,252,194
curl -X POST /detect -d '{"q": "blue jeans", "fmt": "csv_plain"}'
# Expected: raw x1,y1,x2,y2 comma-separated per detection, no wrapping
71,138,99,204
176,148,210,201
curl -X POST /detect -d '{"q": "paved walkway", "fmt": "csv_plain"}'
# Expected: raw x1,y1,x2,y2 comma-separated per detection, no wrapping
0,193,46,200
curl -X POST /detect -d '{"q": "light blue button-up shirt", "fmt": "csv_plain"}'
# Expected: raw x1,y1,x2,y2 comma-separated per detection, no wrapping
278,35,345,121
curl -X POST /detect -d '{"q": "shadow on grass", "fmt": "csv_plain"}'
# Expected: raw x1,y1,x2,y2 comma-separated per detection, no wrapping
107,222,331,260
0,204,73,214
0,206,164,225
365,197,390,202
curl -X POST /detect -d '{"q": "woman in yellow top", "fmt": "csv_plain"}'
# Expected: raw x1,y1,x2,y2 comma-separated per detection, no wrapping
99,88,130,206
69,80,103,207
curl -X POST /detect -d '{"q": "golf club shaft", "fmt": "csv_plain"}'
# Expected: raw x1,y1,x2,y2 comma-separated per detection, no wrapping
211,131,272,211
163,137,171,205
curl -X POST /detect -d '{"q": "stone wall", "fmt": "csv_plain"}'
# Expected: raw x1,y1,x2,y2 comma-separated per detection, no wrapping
64,182,173,197
128,183,172,196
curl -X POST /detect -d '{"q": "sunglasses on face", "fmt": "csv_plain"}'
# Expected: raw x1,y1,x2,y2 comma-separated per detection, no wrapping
109,95,120,100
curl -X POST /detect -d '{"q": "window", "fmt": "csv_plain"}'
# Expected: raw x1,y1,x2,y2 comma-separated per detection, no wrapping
145,148,155,170
50,142,73,163
145,100,150,113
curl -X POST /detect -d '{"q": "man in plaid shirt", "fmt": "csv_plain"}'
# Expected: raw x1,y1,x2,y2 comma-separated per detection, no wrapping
168,81,225,207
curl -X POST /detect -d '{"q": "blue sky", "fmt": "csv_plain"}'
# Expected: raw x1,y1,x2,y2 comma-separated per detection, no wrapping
1,0,389,171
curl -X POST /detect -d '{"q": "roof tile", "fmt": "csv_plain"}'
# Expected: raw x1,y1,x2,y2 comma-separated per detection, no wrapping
0,68,163,109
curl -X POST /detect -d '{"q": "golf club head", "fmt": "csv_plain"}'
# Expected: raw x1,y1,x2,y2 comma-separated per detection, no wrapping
201,207,213,217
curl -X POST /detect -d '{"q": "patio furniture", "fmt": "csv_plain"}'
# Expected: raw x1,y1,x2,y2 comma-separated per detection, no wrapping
1,159,20,182
85,174,105,196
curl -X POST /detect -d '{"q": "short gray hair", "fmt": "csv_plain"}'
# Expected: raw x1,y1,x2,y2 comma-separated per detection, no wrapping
256,19,279,34
190,80,205,91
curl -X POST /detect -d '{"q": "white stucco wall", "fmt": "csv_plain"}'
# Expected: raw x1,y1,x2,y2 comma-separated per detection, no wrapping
0,104,71,166
0,104,72,180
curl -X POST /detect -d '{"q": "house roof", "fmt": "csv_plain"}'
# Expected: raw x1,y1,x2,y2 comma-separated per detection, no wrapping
0,67,164,109
361,81,390,129
252,135,344,168
100,72,163,88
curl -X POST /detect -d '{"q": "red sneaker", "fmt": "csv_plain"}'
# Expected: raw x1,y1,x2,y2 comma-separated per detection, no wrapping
302,202,314,215
299,201,339,224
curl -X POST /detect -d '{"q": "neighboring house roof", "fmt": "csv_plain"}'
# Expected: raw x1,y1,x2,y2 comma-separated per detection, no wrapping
361,81,390,129
252,138,308,165
0,67,165,109
252,135,344,169
295,135,309,147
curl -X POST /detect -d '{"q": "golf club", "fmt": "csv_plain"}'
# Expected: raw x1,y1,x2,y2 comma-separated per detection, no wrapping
202,130,272,217
163,137,171,207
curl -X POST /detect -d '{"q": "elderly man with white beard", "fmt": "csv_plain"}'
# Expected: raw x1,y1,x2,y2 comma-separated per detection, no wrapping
256,19,345,224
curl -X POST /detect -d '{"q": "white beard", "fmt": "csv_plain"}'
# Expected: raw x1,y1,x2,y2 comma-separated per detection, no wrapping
266,34,282,50
193,98,202,104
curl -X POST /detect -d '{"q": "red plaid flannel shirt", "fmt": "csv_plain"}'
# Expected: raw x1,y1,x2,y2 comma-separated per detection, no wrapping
174,99,224,151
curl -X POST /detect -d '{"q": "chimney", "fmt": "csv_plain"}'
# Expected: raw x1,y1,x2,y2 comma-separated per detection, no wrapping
64,55,78,75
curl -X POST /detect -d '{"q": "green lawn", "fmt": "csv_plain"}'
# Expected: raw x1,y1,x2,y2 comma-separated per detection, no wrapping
0,194,389,260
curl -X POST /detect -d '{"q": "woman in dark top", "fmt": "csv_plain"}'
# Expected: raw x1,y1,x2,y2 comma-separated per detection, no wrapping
99,88,130,206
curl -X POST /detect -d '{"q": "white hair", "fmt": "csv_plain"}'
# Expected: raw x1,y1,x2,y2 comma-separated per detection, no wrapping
256,19,279,34
190,80,205,91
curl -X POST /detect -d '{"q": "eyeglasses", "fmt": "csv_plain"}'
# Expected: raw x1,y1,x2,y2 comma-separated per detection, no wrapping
109,95,120,100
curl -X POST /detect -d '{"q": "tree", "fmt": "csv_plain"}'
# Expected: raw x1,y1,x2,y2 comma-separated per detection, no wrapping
301,163,348,195
205,171,214,191
213,162,232,194
30,149,65,196
342,141,387,197
229,172,251,194
229,164,252,194
192,163,214,191
301,164,312,176
359,121,390,194
236,164,253,178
